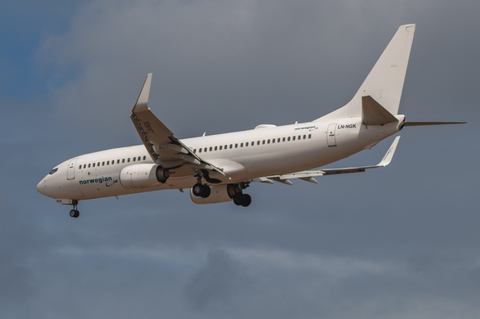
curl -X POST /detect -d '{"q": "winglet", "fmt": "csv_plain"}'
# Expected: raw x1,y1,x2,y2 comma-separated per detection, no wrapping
377,136,400,167
133,73,152,112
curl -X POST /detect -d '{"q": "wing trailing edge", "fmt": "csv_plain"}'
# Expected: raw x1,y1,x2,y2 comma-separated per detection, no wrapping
254,136,400,184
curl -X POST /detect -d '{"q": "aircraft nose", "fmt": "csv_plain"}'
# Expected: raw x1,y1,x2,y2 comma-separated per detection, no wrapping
37,178,49,196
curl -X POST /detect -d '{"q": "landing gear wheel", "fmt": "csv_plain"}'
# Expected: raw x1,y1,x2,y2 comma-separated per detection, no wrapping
69,209,80,218
200,185,211,198
233,193,244,206
192,183,203,196
233,193,251,207
192,183,211,198
241,194,252,207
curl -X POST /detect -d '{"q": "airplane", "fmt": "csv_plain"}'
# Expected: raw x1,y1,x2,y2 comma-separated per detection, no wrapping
37,24,465,218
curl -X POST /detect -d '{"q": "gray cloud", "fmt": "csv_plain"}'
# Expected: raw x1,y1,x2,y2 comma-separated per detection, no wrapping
183,249,252,310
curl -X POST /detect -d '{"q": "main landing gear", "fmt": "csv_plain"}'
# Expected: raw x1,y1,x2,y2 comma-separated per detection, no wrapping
233,193,252,207
69,200,80,218
192,183,211,198
192,172,252,207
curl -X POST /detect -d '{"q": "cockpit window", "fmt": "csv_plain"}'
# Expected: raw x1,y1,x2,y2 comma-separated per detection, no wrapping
49,168,58,175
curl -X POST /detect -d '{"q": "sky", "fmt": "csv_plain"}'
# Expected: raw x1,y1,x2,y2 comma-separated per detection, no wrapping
1,0,479,318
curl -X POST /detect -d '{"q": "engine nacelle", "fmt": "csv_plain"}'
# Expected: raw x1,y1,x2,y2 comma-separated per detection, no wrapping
120,164,169,189
190,184,241,204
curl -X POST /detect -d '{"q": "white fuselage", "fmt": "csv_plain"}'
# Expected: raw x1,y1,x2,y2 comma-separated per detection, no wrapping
36,116,403,201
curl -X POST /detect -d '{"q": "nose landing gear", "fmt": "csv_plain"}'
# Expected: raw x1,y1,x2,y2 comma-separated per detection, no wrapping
69,200,80,218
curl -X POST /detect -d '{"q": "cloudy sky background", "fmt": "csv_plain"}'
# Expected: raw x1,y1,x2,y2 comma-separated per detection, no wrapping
1,0,479,318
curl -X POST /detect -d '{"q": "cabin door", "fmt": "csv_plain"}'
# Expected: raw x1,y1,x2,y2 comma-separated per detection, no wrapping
67,158,78,180
327,124,337,147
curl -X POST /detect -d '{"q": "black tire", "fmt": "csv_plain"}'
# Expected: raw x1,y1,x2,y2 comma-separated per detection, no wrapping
200,185,211,198
241,194,252,207
233,193,243,206
70,209,80,218
192,183,203,196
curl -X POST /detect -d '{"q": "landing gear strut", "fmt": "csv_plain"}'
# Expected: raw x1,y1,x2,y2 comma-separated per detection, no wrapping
69,200,80,218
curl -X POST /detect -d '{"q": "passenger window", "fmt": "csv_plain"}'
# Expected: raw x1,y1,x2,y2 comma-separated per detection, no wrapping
127,158,130,163
235,143,238,148
219,145,222,150
214,146,217,151
292,136,295,141
83,164,86,169
230,144,233,149
122,159,125,163
282,137,285,142
194,149,197,153
199,148,202,153
308,134,312,139
288,137,291,141
224,145,227,149
272,139,275,144
298,135,301,140
79,165,82,169
107,161,110,165
303,135,306,139
93,163,96,167
245,142,248,147
204,147,207,152
277,138,280,143
133,157,136,162
240,143,243,147
262,140,265,144
143,156,146,160
209,147,212,151
88,164,91,168
257,141,260,145
252,141,254,146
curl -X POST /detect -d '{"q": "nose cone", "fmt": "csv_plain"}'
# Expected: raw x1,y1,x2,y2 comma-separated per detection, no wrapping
37,177,50,197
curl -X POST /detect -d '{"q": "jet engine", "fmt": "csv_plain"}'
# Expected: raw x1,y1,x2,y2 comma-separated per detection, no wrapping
190,184,241,204
120,164,169,189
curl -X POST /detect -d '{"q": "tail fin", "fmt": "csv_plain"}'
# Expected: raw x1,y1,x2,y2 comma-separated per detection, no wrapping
316,24,415,121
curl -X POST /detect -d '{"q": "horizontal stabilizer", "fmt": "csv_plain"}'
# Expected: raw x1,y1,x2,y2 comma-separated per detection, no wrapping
362,96,398,125
404,122,466,126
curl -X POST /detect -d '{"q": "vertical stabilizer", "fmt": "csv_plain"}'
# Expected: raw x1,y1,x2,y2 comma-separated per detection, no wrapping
316,24,415,121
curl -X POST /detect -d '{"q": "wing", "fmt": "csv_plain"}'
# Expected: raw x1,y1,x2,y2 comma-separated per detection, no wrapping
130,73,224,175
254,136,400,185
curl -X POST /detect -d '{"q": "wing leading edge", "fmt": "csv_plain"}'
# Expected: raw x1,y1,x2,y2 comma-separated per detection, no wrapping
254,136,401,185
